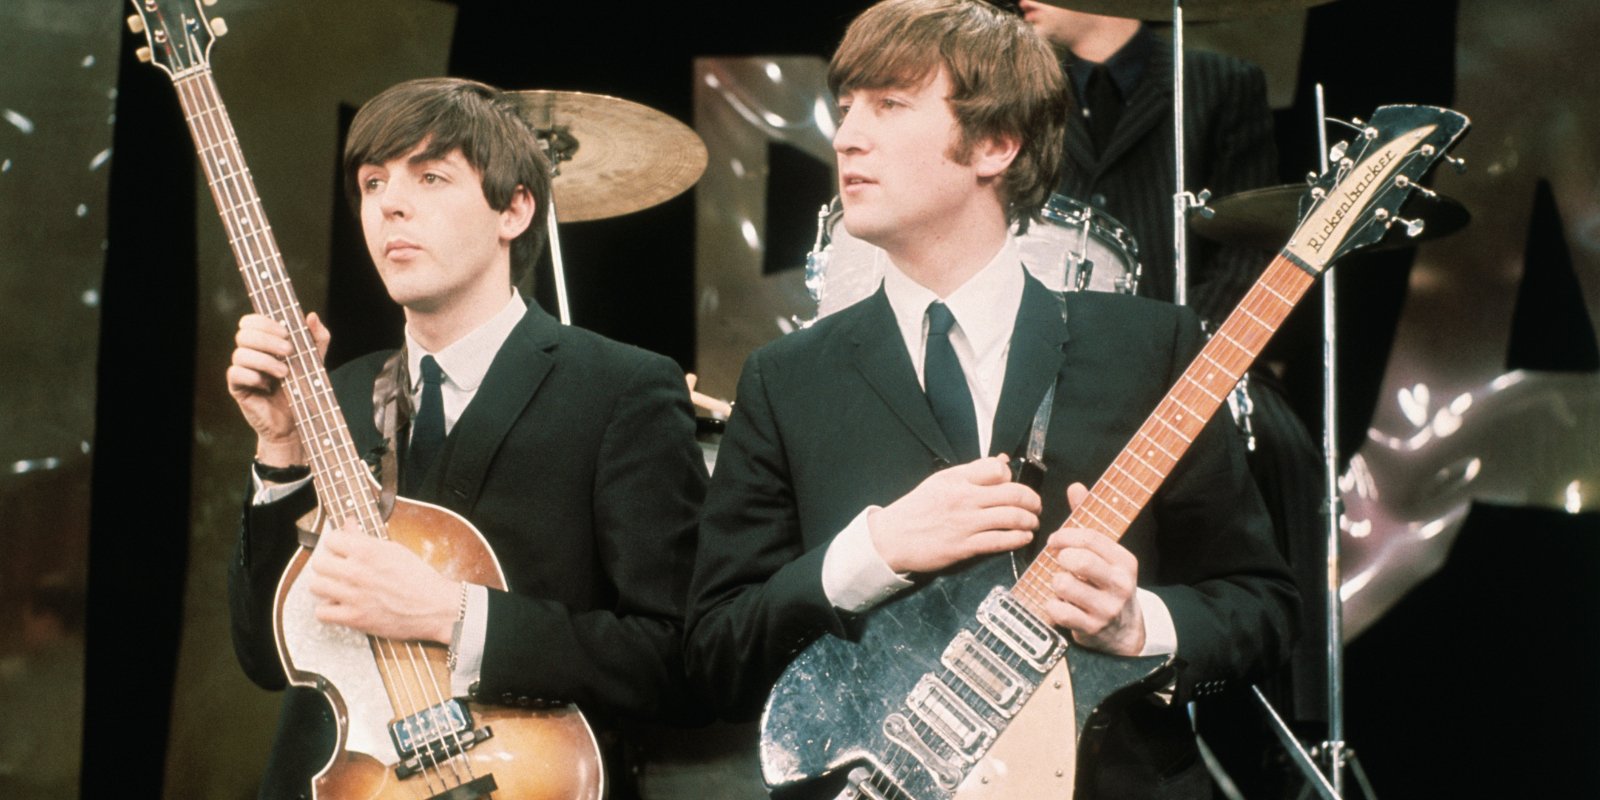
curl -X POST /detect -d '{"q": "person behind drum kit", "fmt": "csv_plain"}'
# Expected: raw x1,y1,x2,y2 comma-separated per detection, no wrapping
225,77,706,799
1020,0,1333,788
685,1,1297,797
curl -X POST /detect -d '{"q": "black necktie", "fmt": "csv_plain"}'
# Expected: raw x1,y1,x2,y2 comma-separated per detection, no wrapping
1082,64,1121,155
924,302,980,462
407,355,445,491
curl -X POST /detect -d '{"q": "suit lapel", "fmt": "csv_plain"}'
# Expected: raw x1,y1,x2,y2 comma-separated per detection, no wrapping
989,276,1070,458
849,290,958,463
429,303,558,511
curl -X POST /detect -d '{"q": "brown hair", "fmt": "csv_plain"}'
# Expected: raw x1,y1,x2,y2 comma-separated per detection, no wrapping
343,77,550,287
828,0,1066,224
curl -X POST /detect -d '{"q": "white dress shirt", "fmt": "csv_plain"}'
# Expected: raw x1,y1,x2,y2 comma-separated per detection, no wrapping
818,239,1177,657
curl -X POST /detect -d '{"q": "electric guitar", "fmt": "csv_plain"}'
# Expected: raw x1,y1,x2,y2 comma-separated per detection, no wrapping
125,2,604,798
760,105,1471,800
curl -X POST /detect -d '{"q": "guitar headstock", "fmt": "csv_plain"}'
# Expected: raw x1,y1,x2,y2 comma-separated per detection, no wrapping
1284,104,1470,271
125,0,227,79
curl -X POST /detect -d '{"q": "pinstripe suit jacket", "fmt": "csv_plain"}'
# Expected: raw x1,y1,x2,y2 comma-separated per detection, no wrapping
1057,37,1279,327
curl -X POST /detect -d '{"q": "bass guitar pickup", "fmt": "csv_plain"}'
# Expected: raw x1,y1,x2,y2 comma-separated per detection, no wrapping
976,587,1066,672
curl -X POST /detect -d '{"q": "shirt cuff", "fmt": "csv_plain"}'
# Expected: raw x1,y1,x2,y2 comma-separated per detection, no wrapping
249,470,311,505
821,507,915,613
1135,587,1177,657
450,584,489,697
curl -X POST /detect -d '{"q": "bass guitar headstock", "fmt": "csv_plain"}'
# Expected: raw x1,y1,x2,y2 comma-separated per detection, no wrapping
1285,104,1470,271
125,0,228,80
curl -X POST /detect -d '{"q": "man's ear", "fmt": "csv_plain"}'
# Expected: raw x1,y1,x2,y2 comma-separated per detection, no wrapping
973,133,1021,179
499,185,537,242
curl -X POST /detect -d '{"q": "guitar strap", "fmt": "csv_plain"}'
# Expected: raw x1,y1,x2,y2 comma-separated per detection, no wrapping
371,348,415,519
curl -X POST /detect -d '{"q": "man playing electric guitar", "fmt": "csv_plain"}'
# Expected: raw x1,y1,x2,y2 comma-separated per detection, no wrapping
684,1,1298,797
226,77,706,799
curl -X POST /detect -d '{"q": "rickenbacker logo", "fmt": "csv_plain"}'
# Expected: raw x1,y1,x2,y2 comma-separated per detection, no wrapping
1287,124,1436,270
1305,150,1396,255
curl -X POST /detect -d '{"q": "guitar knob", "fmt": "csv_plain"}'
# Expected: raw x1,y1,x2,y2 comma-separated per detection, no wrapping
126,14,145,34
209,17,228,36
136,46,153,63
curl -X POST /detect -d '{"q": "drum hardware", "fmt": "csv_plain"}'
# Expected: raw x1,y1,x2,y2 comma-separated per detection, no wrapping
795,200,840,330
510,90,709,324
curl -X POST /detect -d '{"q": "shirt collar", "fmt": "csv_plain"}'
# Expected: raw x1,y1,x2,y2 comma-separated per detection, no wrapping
405,290,527,393
881,236,1025,360
1066,23,1152,101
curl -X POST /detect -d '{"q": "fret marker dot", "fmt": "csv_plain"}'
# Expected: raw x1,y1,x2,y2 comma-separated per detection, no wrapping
258,270,269,280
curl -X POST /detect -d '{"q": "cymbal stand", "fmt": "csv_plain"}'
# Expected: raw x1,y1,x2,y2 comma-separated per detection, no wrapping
1308,82,1378,800
535,132,574,325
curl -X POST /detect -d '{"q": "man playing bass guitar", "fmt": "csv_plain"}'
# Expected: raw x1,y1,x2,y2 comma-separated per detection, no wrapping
226,77,705,799
684,1,1298,797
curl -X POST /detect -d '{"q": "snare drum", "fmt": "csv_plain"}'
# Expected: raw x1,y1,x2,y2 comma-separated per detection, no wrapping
803,193,1142,321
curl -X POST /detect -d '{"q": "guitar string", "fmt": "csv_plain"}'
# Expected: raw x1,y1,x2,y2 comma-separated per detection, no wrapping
182,72,477,791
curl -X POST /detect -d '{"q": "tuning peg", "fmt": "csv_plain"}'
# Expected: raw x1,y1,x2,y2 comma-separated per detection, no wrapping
1329,140,1349,162
1444,155,1467,174
1305,171,1319,185
1395,217,1426,237
1394,175,1438,199
209,17,228,36
126,15,145,34
135,46,152,63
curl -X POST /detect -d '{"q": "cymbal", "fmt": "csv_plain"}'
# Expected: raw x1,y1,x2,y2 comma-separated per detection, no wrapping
1191,183,1470,252
1034,0,1339,22
510,90,708,223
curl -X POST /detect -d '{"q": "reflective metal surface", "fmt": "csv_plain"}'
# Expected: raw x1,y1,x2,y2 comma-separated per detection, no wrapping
692,56,835,399
1339,0,1600,637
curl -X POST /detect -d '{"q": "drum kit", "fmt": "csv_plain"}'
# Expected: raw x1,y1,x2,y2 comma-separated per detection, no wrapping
508,2,1469,797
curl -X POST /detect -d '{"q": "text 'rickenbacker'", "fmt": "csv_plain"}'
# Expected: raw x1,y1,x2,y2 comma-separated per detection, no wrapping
125,3,603,799
761,105,1470,800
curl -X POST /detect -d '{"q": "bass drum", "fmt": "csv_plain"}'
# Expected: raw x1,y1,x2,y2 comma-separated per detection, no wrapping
806,193,1142,320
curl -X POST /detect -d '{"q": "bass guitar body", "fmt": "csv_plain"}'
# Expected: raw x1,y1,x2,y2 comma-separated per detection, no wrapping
275,494,604,800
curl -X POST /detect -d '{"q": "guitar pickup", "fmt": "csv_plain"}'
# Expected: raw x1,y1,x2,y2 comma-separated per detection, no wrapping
906,674,995,756
389,699,495,780
942,630,1027,715
977,587,1066,672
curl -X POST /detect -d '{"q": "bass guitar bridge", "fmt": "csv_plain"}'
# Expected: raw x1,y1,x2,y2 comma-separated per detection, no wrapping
390,699,496,780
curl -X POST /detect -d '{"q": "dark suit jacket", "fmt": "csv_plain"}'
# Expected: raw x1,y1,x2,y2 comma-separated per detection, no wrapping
1058,37,1280,327
685,275,1298,799
228,303,707,799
